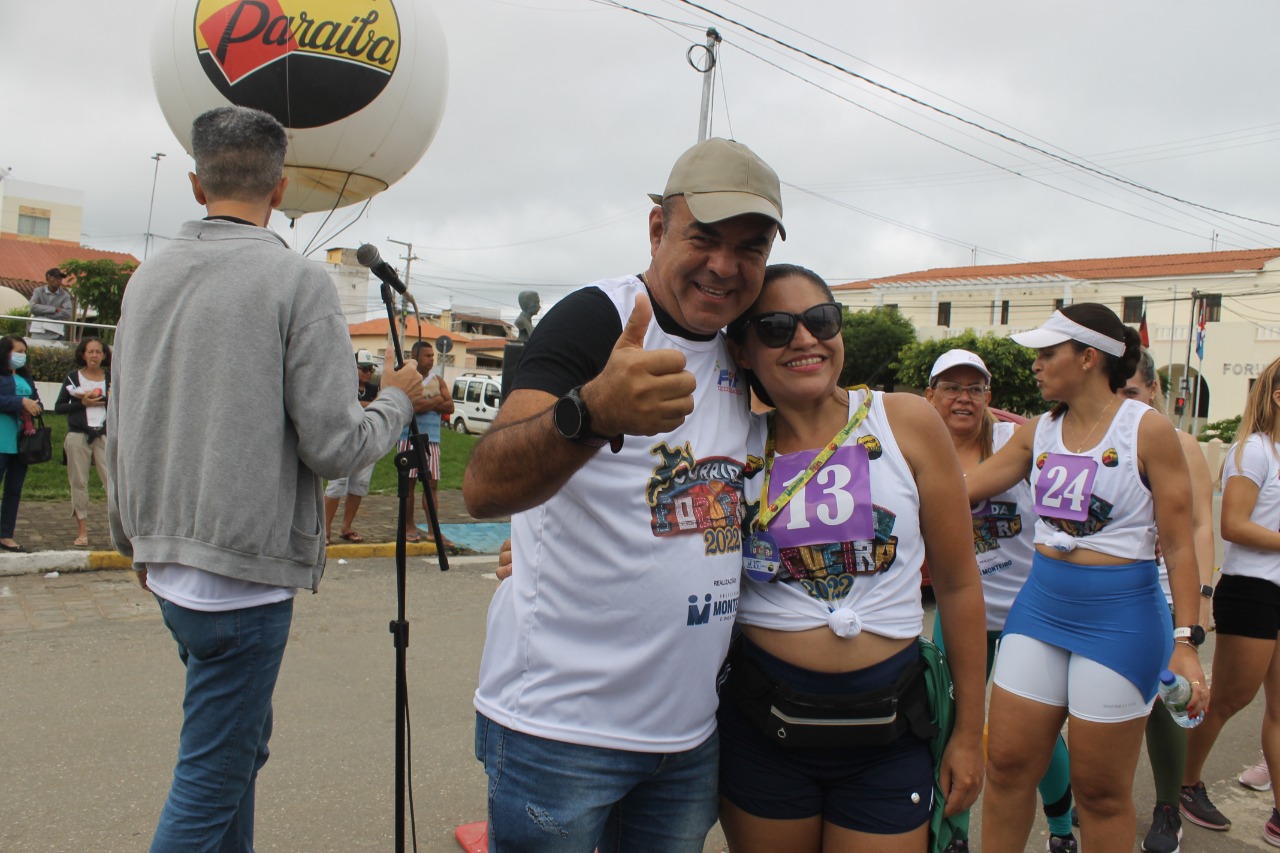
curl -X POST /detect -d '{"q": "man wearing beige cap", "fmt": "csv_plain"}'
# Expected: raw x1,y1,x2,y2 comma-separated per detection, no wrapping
465,138,783,851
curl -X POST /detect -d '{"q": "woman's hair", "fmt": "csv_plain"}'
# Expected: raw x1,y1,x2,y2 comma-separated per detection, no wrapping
728,264,836,408
1235,356,1280,466
0,336,26,378
1133,348,1166,416
74,336,111,368
1050,302,1142,418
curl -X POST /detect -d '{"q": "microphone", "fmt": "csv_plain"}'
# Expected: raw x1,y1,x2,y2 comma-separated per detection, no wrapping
356,244,408,295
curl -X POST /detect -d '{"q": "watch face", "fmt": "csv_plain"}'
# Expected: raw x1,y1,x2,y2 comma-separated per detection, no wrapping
1190,624,1206,646
554,393,584,440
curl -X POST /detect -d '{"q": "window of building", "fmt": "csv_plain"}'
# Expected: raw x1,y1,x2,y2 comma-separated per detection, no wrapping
937,302,951,327
883,303,898,312
1122,296,1144,323
17,213,50,238
1202,293,1222,322
1000,300,1010,325
1053,298,1066,312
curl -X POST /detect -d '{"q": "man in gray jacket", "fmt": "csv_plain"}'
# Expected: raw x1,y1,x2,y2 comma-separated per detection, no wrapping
107,105,424,853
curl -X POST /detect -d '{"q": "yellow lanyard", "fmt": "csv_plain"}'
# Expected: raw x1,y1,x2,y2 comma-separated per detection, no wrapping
756,386,873,531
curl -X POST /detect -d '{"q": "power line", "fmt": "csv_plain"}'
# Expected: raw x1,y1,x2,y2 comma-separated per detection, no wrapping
668,0,1280,229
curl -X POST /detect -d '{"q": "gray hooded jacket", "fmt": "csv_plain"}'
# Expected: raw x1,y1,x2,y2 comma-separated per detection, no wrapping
107,219,412,591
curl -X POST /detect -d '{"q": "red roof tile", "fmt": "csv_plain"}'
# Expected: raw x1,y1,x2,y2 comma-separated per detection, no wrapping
348,316,472,341
833,248,1280,290
0,236,138,291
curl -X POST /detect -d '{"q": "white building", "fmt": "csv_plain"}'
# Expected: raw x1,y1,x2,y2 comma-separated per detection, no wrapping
0,179,84,244
832,248,1280,432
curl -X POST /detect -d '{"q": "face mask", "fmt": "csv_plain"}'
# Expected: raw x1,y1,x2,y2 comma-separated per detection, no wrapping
10,353,26,370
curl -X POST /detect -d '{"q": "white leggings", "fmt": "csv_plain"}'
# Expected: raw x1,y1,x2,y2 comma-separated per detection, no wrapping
993,633,1154,723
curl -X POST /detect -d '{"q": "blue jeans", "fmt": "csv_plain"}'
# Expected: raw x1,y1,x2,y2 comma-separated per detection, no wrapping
475,713,719,853
151,596,294,853
0,452,28,538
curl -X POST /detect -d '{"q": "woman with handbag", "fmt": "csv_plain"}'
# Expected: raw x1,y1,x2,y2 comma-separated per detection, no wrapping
54,336,110,547
0,335,43,552
719,265,987,853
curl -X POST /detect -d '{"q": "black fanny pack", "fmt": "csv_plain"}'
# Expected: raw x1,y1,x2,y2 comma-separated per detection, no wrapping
726,638,938,750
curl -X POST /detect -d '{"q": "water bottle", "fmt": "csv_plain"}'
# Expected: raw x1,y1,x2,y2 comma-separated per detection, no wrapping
1157,669,1204,728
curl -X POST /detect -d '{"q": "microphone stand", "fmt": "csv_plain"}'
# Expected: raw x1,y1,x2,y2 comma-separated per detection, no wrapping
378,279,449,853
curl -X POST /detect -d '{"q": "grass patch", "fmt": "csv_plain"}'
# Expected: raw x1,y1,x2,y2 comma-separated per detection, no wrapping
366,426,477,494
20,414,479,502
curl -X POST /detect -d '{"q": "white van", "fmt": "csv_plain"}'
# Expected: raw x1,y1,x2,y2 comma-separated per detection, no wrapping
450,373,502,434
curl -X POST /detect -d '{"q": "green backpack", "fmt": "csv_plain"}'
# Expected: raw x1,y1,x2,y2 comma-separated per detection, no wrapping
918,636,969,853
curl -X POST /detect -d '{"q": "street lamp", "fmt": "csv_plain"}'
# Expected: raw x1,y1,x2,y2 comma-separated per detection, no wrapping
144,152,166,259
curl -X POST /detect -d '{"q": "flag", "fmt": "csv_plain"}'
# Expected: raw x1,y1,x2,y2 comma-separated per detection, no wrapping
1139,310,1150,348
1195,302,1206,361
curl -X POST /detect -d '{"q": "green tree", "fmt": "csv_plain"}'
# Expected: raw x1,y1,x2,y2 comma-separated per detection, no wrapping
1198,414,1241,444
0,306,29,337
839,306,916,389
897,331,1046,416
60,258,136,340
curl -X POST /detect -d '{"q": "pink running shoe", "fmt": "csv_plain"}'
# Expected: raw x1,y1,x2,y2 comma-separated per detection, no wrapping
1241,755,1272,792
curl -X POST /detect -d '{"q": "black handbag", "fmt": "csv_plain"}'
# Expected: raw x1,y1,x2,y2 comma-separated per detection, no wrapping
18,415,52,465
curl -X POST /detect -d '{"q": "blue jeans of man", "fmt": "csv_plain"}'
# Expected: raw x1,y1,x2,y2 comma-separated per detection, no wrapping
151,596,294,853
474,712,720,853
0,452,29,538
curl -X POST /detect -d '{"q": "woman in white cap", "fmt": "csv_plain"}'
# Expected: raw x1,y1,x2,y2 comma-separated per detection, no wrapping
925,349,1077,852
718,265,987,853
966,303,1207,853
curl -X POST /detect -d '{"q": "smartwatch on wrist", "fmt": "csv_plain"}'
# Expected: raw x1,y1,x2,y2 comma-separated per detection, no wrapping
554,386,622,452
1173,625,1206,647
1199,584,1214,599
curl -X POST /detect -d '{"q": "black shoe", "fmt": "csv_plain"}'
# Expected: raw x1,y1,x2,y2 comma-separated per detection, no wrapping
0,542,26,552
1143,801,1183,853
1180,782,1231,831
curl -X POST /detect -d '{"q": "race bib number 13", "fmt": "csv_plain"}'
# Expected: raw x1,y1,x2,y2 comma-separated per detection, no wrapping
1034,452,1098,522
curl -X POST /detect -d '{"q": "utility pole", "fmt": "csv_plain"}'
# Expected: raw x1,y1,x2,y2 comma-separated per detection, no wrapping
688,28,721,141
387,237,419,342
144,152,166,259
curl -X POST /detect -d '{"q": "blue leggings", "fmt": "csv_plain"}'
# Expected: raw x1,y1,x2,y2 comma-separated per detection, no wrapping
932,611,1074,838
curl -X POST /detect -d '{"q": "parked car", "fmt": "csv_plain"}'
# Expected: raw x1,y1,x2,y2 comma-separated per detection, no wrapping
450,373,502,435
920,406,1028,588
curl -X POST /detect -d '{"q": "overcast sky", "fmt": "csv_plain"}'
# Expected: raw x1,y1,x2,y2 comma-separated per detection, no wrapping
4,0,1279,320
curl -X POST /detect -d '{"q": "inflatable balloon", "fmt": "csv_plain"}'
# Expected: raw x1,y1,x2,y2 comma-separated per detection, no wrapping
152,0,448,219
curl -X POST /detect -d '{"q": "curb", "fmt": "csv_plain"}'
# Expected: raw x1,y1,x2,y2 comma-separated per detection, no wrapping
0,542,445,577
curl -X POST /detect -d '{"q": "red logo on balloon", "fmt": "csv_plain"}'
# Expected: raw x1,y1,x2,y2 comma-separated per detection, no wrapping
199,0,297,84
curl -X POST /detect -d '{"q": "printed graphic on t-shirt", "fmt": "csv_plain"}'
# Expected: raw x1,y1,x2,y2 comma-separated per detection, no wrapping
647,441,745,555
714,360,743,396
781,504,900,606
972,500,1023,555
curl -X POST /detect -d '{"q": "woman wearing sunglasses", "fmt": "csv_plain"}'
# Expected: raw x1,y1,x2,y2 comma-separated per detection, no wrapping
964,304,1207,853
924,349,1077,852
720,264,987,853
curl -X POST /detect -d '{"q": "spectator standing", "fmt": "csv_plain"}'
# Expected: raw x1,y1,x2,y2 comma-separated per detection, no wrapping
399,340,453,542
0,335,41,552
29,268,73,339
54,336,111,547
106,105,423,853
324,350,381,544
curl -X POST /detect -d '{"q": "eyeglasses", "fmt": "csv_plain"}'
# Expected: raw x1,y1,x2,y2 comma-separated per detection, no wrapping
358,366,374,372
934,382,989,397
743,302,842,348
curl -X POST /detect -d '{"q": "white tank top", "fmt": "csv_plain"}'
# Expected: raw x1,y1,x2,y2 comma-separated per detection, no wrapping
474,275,750,753
973,421,1036,631
737,388,923,640
1031,398,1156,560
1221,433,1280,585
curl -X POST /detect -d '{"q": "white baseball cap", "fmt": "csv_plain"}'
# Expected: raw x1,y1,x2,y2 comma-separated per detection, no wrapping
355,349,377,367
929,349,991,383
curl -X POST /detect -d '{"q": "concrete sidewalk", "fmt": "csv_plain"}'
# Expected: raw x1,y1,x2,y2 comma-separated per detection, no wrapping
3,490,503,575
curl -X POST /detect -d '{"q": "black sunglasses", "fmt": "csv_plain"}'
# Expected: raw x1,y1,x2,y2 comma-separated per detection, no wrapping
743,302,843,348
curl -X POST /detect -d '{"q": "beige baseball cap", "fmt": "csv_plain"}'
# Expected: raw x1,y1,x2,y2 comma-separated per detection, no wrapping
649,138,785,240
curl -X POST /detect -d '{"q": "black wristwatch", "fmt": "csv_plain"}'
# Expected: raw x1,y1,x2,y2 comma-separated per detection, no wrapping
1200,584,1214,599
1173,625,1207,647
554,386,621,452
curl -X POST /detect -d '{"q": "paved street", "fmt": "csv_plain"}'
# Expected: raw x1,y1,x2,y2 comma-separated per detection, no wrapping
0,558,1275,852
